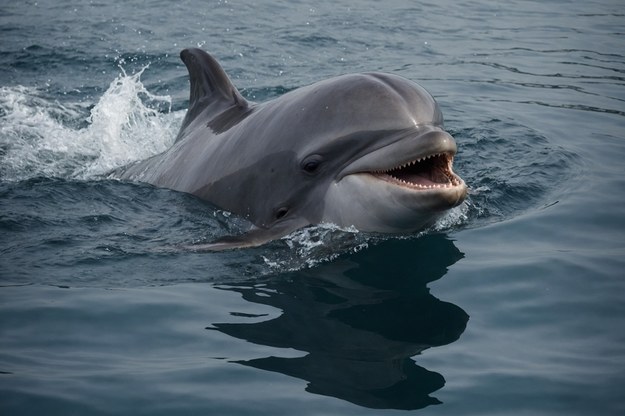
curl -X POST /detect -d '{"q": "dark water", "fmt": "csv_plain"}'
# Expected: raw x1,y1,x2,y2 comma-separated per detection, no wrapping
1,0,624,414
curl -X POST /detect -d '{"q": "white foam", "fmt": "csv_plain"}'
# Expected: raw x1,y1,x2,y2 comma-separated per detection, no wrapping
260,224,369,272
433,201,470,231
0,67,183,182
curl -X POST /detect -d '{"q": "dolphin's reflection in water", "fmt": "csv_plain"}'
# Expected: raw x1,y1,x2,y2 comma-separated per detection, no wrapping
210,234,468,410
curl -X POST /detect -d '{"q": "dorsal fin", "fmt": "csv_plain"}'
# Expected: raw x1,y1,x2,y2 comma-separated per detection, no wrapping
178,48,249,135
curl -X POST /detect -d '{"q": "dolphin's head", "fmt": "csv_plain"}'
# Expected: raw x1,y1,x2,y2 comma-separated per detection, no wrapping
250,72,467,234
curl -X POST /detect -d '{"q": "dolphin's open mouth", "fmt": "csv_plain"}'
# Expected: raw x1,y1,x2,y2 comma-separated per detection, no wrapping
371,152,464,190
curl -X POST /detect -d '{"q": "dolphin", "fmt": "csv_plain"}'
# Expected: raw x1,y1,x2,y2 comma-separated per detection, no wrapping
113,48,467,250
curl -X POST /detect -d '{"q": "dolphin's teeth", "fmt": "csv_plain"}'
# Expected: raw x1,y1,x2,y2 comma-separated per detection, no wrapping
371,152,464,191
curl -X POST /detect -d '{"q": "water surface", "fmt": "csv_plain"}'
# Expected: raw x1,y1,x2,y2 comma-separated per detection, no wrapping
1,1,624,414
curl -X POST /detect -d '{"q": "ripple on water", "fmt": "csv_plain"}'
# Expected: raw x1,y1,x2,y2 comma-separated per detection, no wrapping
449,117,580,226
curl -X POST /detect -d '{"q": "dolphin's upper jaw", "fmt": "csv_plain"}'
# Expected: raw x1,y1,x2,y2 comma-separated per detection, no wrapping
370,152,465,192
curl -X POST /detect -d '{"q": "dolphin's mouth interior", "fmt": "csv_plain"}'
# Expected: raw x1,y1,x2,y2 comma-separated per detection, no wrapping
372,153,463,190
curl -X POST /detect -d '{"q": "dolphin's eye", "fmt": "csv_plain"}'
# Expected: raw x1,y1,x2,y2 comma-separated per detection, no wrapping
301,155,323,174
275,207,289,220
304,161,319,172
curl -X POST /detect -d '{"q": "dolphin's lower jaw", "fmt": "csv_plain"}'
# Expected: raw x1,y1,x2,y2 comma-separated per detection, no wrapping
322,155,467,233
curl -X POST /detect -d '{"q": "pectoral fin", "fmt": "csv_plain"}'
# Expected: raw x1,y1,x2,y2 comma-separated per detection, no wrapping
188,221,307,252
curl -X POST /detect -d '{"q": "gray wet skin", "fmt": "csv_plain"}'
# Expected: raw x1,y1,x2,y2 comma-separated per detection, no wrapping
113,48,467,250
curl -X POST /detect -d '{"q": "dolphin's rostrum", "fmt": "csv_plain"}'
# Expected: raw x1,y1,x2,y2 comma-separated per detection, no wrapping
113,48,467,250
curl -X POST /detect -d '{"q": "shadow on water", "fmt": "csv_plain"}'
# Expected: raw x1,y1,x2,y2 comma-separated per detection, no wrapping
210,234,469,410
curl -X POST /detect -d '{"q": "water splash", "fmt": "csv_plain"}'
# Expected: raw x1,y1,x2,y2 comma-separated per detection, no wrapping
432,201,470,231
78,66,179,178
265,204,471,272
0,67,182,182
253,224,367,272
